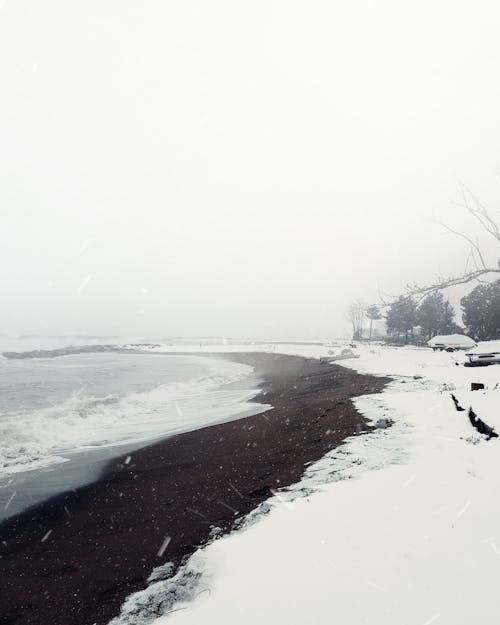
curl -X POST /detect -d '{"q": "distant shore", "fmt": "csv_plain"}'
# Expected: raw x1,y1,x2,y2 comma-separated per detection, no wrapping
0,353,388,625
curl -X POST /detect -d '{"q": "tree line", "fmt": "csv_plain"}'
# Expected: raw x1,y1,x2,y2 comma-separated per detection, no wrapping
349,278,500,344
385,292,460,344
359,192,500,345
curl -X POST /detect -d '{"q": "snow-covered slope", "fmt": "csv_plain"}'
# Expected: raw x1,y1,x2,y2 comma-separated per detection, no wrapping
117,342,500,625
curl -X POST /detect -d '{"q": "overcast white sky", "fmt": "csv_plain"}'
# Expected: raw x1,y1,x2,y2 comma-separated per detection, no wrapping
1,0,500,339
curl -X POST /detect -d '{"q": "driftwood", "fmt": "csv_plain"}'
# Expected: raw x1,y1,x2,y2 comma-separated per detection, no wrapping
450,394,498,439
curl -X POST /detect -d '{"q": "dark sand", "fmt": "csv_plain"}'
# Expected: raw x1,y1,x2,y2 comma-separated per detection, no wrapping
0,353,388,625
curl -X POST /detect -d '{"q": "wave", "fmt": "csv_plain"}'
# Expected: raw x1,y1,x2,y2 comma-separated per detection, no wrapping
0,358,256,476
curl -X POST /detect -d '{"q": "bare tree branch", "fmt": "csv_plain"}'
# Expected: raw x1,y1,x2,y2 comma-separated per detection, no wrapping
405,268,500,302
435,219,487,270
459,183,500,243
397,189,500,303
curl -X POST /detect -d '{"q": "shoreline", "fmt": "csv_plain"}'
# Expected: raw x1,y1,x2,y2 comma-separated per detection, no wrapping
0,354,267,520
0,354,266,521
0,353,389,625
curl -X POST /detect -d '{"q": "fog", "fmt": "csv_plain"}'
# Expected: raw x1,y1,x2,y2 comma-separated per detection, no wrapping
1,0,500,339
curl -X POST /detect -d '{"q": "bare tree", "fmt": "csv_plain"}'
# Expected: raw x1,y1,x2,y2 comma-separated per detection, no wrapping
347,299,367,339
403,188,500,300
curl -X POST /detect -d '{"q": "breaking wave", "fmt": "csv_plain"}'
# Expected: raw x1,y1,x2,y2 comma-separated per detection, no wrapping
0,357,259,476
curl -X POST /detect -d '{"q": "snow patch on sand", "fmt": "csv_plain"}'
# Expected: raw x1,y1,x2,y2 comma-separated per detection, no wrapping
109,551,214,625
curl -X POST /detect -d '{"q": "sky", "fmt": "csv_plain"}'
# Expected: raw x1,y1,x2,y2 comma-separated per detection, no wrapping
1,0,500,340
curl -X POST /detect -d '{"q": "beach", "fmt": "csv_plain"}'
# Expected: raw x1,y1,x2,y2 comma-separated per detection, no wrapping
144,343,500,625
0,353,387,625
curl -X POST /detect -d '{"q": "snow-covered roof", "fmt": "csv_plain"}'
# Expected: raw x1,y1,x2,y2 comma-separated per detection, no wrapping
427,334,476,348
467,340,500,355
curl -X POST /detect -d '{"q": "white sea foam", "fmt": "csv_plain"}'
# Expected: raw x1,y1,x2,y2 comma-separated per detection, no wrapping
0,356,263,477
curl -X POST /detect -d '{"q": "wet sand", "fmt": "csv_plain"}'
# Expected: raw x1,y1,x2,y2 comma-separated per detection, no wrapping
0,353,388,625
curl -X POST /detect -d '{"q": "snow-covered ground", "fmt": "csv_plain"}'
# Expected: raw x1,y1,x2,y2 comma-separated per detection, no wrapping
113,341,500,625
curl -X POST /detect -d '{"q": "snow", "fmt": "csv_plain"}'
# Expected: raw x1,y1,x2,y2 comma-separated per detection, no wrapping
469,340,500,354
116,340,500,625
427,334,476,348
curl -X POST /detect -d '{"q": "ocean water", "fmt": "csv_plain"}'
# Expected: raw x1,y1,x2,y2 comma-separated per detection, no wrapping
0,351,262,479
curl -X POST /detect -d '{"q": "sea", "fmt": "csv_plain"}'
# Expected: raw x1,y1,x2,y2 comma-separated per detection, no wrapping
0,336,265,519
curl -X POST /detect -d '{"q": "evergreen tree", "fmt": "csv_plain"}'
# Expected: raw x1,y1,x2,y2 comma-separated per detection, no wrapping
417,292,445,340
439,300,461,335
416,293,460,340
386,296,417,343
366,305,382,341
461,279,500,340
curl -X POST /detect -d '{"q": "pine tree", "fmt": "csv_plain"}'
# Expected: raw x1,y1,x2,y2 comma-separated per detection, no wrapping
461,279,500,340
417,292,445,340
416,293,460,340
365,305,382,341
386,297,417,344
439,300,461,335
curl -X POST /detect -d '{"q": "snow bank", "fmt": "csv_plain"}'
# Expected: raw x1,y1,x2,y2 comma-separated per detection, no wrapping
134,342,500,625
